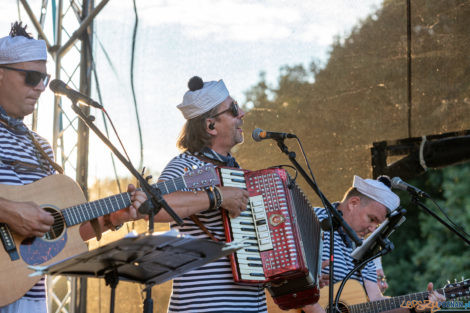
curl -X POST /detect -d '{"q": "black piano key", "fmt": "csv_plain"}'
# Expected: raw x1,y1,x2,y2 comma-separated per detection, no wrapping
247,257,262,261
242,236,257,240
240,221,254,226
241,227,256,232
230,172,245,177
248,263,263,267
231,178,246,183
250,273,266,277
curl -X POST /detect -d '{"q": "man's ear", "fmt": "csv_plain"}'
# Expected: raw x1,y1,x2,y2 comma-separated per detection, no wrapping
206,118,216,134
347,196,361,212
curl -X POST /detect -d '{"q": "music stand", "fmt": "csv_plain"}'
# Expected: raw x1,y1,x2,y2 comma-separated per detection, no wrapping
29,231,243,313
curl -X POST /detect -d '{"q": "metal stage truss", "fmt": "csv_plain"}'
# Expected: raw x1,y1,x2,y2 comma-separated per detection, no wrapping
17,1,107,312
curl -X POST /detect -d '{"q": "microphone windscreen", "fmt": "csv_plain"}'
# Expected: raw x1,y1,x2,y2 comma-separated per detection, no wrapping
49,79,66,93
252,128,263,142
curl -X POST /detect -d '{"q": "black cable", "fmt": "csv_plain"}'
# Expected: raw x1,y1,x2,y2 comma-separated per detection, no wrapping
293,137,337,313
84,30,123,193
130,0,144,170
428,198,470,240
406,0,412,138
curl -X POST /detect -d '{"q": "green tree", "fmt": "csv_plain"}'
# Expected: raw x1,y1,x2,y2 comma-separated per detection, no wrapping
384,163,470,295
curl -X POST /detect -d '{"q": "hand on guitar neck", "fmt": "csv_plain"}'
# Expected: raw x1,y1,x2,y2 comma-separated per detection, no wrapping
301,279,449,313
79,183,146,241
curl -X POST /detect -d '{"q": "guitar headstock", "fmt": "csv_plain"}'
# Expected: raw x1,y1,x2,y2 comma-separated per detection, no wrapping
443,278,470,300
183,164,221,189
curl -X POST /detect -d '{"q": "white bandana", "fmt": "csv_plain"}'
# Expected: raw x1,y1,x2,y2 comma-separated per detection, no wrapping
353,175,400,211
177,80,229,120
0,35,47,64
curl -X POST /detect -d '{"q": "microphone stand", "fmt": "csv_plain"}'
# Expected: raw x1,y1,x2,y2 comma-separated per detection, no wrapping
70,101,184,313
334,208,407,312
273,138,362,313
333,249,391,313
411,195,470,245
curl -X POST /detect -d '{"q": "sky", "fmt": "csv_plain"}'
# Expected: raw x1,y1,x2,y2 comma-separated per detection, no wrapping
0,0,383,183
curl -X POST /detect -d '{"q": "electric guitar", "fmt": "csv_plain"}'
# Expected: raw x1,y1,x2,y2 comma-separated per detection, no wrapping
318,279,470,313
0,164,220,306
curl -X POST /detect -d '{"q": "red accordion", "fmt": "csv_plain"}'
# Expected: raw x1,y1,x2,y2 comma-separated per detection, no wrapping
218,166,322,310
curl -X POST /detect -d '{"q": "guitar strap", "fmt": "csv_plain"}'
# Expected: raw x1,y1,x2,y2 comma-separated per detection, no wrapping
26,131,64,174
27,130,103,240
188,152,227,242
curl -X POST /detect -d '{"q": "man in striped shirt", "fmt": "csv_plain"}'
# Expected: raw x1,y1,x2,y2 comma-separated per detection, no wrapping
156,76,267,312
0,22,146,313
303,176,445,313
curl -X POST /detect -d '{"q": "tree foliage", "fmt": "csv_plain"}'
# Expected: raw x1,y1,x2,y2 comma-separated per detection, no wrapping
384,163,470,295
237,0,470,297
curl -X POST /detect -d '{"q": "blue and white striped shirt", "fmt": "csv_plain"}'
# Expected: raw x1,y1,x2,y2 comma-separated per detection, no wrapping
0,123,55,300
159,152,267,313
314,207,377,284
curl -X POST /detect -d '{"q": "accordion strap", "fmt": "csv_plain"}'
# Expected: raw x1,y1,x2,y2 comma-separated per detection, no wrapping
189,215,220,242
188,153,224,242
191,154,226,167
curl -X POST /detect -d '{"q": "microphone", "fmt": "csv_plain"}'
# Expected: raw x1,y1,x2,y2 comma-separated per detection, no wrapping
351,209,406,261
252,128,296,142
49,79,103,109
391,177,430,198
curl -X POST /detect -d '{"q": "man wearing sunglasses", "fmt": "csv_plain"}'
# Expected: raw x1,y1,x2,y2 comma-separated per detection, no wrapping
0,22,146,313
155,76,268,312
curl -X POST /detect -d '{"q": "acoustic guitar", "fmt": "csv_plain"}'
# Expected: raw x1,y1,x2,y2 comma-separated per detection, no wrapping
318,279,470,313
267,278,470,313
0,164,220,306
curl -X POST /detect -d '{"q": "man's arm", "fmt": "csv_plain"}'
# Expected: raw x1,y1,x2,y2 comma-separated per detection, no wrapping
302,303,326,313
154,186,249,222
0,197,54,237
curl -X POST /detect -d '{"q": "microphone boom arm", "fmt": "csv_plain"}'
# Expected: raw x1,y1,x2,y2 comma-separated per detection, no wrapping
274,138,362,246
272,137,362,313
70,100,184,229
411,196,470,245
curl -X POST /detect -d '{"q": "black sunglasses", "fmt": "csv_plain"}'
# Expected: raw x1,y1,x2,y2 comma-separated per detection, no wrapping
211,101,239,118
0,65,51,87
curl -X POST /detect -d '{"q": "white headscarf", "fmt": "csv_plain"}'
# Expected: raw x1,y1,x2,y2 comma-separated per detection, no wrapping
353,175,400,211
0,35,47,64
177,79,229,120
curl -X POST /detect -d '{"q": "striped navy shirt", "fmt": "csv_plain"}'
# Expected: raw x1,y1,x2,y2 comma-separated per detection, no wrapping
159,152,267,313
314,207,377,284
0,123,55,300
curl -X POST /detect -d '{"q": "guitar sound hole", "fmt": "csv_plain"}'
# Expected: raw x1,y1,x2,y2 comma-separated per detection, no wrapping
42,206,65,241
326,302,350,313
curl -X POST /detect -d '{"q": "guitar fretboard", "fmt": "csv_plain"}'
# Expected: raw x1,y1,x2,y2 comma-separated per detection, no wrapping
349,289,442,313
62,177,188,227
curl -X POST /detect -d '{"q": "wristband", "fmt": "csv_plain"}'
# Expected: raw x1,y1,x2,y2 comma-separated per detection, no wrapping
213,186,223,210
206,188,216,211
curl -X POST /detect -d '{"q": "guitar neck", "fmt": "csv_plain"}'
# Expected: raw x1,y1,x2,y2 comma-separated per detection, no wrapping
349,289,442,313
62,177,188,227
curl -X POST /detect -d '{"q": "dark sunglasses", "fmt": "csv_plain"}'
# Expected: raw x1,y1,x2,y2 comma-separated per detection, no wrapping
211,101,239,118
0,65,51,87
